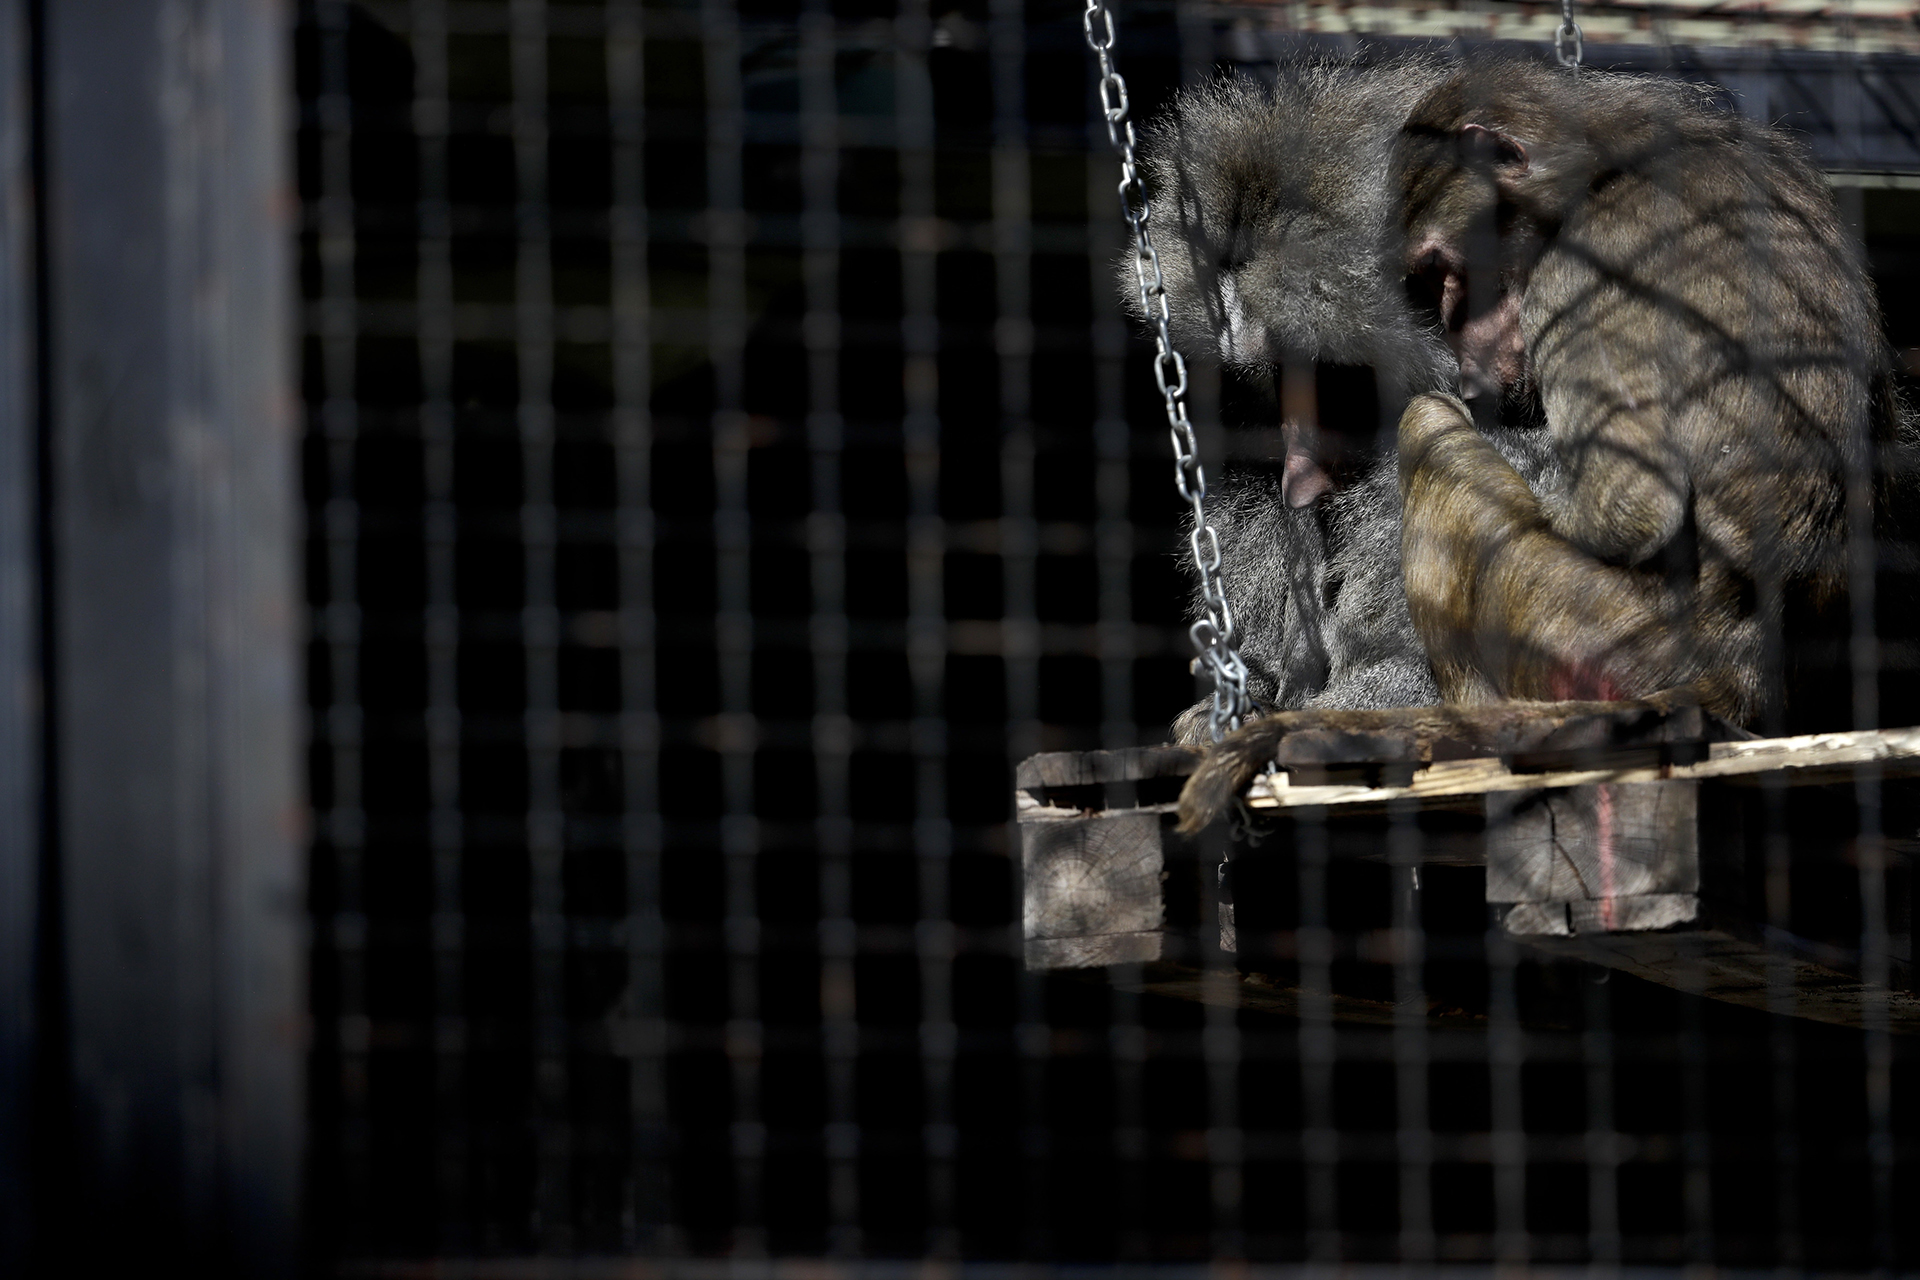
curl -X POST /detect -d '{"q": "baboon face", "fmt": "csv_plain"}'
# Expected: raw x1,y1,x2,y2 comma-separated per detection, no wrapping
1395,71,1598,409
1398,121,1534,408
1131,65,1458,424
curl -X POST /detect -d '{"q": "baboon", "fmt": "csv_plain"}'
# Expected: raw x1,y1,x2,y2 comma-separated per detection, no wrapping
1136,55,1911,788
1394,59,1898,724
1137,60,1498,735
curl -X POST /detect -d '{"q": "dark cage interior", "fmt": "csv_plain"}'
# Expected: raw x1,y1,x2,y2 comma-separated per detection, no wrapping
300,0,1920,1268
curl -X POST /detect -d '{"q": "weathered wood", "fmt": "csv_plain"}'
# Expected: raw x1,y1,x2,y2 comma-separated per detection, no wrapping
1486,782,1700,936
1246,725,1920,813
1016,793,1177,821
1522,925,1920,1035
1016,744,1201,790
1015,722,1920,1032
1021,809,1166,969
1104,942,1920,1034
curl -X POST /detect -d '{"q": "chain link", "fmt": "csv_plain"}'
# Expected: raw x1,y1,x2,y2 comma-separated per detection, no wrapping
1555,0,1583,67
1082,0,1254,741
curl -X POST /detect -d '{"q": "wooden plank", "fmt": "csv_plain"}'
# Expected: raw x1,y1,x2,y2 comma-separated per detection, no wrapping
1245,724,1920,812
1016,795,1178,821
1016,744,1200,790
1521,926,1920,1035
1110,942,1920,1035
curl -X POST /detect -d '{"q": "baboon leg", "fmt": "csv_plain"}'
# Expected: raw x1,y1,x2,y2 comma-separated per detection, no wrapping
1397,393,1702,709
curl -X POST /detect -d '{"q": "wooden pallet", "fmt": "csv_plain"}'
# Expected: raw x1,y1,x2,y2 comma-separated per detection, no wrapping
1015,701,1920,1033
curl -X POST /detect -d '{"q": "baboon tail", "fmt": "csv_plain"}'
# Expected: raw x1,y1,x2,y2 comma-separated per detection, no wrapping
1176,718,1287,834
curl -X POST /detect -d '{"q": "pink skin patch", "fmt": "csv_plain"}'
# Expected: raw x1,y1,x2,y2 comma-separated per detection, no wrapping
1547,663,1626,927
1407,235,1528,403
1281,419,1333,508
1454,290,1527,402
1545,663,1623,704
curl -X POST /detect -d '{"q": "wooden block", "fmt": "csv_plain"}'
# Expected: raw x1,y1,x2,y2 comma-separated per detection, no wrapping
1485,782,1699,936
1020,809,1166,969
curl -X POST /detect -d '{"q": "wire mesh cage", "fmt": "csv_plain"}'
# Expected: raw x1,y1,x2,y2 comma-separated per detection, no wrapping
296,0,1920,1270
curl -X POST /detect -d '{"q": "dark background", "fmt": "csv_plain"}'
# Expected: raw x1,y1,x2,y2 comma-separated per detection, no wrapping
297,0,1920,1266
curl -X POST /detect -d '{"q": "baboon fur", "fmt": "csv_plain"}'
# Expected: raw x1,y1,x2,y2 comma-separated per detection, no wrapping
1131,54,1914,823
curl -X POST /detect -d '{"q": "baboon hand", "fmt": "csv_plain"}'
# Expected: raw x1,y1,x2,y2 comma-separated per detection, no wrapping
1398,393,1680,706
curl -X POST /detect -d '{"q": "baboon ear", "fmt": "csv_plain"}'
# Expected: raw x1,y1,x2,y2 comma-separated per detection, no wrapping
1459,122,1529,173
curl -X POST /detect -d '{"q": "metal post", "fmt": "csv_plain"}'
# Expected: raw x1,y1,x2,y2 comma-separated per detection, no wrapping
0,0,36,1270
40,0,299,1272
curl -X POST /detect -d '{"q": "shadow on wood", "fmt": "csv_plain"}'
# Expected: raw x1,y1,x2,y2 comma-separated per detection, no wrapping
1016,700,1920,1034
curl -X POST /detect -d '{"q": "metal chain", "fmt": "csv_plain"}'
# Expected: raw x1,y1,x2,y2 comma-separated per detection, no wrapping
1555,0,1584,67
1082,0,1254,741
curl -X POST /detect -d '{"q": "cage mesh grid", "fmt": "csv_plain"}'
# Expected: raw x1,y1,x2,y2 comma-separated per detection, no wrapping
298,0,1920,1269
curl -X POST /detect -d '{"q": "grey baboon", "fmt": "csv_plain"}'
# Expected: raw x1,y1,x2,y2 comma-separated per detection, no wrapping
1136,59,1499,736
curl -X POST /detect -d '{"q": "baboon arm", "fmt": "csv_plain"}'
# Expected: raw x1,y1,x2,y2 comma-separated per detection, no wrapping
1526,226,1695,565
1398,394,1686,704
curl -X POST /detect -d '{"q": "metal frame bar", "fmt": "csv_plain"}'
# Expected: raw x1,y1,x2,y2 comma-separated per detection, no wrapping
33,0,301,1270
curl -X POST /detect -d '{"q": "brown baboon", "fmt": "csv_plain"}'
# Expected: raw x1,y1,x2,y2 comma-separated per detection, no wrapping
1392,58,1899,724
